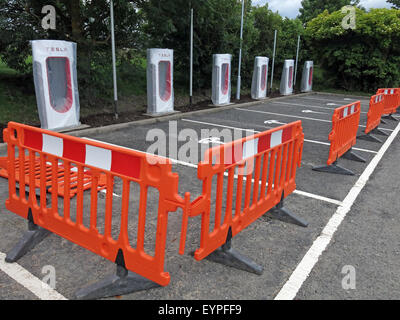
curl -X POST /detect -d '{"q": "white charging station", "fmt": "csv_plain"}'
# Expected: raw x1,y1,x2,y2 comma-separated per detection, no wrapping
301,61,314,93
280,59,295,96
251,56,269,100
31,40,81,130
212,54,232,106
146,48,174,115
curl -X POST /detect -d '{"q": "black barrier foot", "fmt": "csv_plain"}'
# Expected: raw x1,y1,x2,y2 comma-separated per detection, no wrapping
5,211,50,263
75,250,160,300
205,228,264,275
270,195,309,228
382,114,399,122
372,128,390,137
357,133,382,143
342,148,366,163
312,161,355,176
75,265,161,300
342,149,367,163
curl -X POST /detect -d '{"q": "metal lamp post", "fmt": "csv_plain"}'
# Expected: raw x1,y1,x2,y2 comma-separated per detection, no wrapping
236,0,245,101
110,0,119,119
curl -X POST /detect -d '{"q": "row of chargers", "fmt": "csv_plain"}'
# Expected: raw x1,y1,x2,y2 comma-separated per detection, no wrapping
31,40,314,130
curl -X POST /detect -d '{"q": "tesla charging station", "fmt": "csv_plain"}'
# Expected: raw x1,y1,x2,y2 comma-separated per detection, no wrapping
146,48,174,115
212,54,232,106
251,56,269,100
32,40,81,130
280,59,295,96
301,61,314,93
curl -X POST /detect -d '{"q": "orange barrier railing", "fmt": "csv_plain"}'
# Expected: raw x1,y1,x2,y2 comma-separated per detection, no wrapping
327,102,361,165
3,121,308,299
377,88,400,117
313,102,365,176
365,94,385,135
179,121,307,267
0,155,107,198
358,93,388,143
3,122,190,299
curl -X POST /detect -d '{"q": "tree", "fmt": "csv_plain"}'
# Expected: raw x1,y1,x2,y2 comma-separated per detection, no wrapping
0,0,143,104
388,0,400,9
304,8,400,91
139,0,259,89
249,5,306,89
298,0,360,24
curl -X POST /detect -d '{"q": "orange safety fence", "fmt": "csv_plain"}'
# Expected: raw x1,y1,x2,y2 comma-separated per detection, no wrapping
365,94,385,135
179,121,305,261
0,155,107,198
327,101,361,166
3,122,189,288
377,88,400,115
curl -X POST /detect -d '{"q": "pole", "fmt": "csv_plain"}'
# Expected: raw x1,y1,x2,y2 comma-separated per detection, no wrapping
270,30,277,91
110,0,118,119
294,35,300,87
190,8,194,107
236,0,245,101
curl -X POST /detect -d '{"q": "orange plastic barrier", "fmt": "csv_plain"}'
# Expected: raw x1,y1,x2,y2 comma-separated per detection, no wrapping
377,88,400,116
3,122,189,291
357,93,387,143
179,121,306,262
365,94,385,135
3,121,309,298
0,155,107,197
327,101,361,165
313,102,365,176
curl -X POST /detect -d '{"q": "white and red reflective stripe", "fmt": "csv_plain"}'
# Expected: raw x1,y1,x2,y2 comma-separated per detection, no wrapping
341,103,358,118
374,94,383,103
22,129,141,179
42,134,63,157
232,126,293,163
85,144,112,171
242,138,259,160
381,89,396,95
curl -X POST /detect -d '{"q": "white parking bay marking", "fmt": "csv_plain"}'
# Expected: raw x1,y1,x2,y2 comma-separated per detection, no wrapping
302,110,328,115
0,252,67,300
275,121,400,300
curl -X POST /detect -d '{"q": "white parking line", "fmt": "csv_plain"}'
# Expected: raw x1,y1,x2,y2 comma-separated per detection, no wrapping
292,190,342,206
235,108,394,132
0,252,67,300
303,139,377,154
236,108,332,123
182,119,379,154
301,96,371,103
275,121,400,300
182,119,258,134
270,101,368,114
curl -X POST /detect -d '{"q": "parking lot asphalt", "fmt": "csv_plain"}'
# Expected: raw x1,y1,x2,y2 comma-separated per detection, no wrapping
1,92,399,301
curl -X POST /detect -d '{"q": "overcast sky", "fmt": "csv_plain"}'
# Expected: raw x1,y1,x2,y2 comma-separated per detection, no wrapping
253,0,392,18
